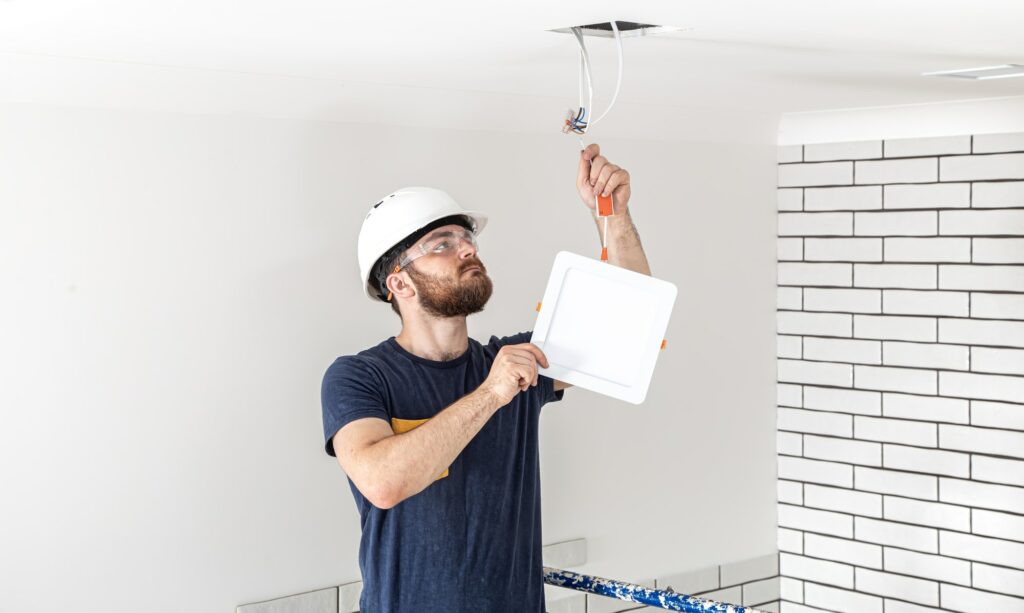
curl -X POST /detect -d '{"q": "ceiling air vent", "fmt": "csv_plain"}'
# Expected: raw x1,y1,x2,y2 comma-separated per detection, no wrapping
549,21,682,38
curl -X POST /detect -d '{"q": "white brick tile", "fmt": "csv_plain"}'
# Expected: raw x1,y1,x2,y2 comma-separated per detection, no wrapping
974,132,1024,154
778,287,803,310
805,483,882,517
655,565,718,595
779,188,804,211
778,455,853,487
972,180,1024,207
939,318,1024,348
939,530,1024,570
780,162,854,187
544,586,585,613
855,466,938,499
803,288,881,314
779,262,852,286
854,365,937,395
778,528,804,554
883,392,969,423
939,209,1024,236
882,341,968,370
939,424,1024,459
778,335,802,359
856,158,938,184
884,183,970,209
803,338,880,364
805,141,882,162
883,548,970,585
940,584,1024,613
803,386,881,416
940,264,1024,291
855,315,937,342
972,563,1024,599
779,553,854,589
805,533,882,569
941,153,1024,181
743,577,781,606
854,264,937,289
805,583,883,613
778,312,852,337
779,212,853,236
779,146,804,163
884,237,971,262
973,238,1024,263
882,289,969,317
882,600,945,613
883,495,970,531
882,444,970,477
971,292,1024,319
778,237,804,261
779,576,804,602
804,238,882,262
855,517,938,553
855,211,937,236
805,186,882,211
779,359,852,387
778,383,803,407
972,455,1024,487
940,477,1024,514
855,416,938,447
721,552,779,586
805,435,881,466
972,508,1024,541
781,600,830,612
778,504,853,537
694,586,742,606
971,400,1024,430
778,479,803,502
885,135,972,158
940,371,1024,403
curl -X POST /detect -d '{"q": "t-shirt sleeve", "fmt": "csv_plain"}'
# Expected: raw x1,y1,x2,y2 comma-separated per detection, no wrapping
486,331,565,406
320,356,390,457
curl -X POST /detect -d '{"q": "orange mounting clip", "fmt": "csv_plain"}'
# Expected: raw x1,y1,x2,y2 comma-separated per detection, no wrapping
660,339,667,350
536,301,542,312
596,192,614,217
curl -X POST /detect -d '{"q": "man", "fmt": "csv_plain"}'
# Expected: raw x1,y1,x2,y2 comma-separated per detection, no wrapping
321,144,651,612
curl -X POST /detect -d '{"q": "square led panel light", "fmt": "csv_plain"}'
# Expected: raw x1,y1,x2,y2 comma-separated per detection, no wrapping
530,251,677,404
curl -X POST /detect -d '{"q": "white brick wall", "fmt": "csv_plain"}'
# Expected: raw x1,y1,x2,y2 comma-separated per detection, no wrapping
777,135,1024,612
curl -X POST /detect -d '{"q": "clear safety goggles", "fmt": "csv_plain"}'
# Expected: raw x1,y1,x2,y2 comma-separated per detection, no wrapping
397,227,479,271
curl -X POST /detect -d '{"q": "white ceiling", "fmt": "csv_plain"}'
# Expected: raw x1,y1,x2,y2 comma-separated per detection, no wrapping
1,0,1022,140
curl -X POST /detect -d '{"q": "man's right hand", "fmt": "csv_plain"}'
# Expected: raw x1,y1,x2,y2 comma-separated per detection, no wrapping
480,343,550,405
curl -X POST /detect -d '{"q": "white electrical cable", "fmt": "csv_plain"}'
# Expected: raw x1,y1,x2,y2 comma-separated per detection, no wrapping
590,21,623,126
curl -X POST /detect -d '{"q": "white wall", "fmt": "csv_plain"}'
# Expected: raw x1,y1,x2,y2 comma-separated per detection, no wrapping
0,101,778,612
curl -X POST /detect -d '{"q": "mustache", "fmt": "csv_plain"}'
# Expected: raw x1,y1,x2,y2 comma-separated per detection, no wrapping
460,259,486,274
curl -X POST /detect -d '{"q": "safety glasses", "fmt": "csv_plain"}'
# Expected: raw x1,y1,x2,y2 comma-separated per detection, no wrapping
397,227,478,271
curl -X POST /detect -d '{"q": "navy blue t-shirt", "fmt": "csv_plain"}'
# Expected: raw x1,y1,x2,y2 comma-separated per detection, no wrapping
321,331,564,613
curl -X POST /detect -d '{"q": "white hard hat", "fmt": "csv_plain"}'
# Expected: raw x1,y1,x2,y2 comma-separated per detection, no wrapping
357,186,488,302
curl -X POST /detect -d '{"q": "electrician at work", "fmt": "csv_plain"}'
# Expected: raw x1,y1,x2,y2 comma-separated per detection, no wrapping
320,143,651,613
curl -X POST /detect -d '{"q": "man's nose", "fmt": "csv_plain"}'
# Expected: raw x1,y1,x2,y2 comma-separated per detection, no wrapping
457,238,477,259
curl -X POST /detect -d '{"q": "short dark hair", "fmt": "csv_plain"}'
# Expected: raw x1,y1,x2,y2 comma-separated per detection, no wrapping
370,214,474,317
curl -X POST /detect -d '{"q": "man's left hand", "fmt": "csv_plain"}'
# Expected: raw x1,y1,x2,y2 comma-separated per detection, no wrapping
576,143,630,214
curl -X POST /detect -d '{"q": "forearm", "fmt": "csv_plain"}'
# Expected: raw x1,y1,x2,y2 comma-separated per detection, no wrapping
363,387,502,506
594,209,651,275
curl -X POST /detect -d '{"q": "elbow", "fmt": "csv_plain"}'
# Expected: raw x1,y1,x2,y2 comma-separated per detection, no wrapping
364,482,405,510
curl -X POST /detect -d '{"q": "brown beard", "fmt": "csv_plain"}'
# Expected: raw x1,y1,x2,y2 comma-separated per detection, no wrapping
405,259,493,318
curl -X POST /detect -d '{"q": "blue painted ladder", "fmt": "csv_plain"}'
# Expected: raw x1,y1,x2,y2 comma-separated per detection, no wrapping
544,567,769,613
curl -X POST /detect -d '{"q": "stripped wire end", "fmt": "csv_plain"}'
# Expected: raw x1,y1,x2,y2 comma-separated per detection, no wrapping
562,107,588,135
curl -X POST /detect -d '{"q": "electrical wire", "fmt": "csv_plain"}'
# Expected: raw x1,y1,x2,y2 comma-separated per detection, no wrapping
590,20,623,126
563,21,624,143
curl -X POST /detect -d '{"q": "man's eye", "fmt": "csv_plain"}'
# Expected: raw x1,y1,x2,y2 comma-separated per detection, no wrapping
433,240,452,252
